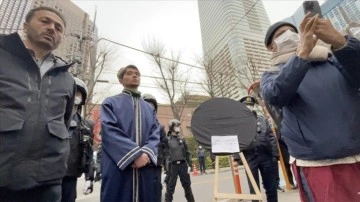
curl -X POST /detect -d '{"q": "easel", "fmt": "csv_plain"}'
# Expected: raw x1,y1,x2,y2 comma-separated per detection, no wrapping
213,152,263,202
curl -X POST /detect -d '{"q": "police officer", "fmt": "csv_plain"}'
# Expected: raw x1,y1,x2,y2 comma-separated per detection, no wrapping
239,95,279,202
61,77,95,202
165,119,195,202
142,93,169,201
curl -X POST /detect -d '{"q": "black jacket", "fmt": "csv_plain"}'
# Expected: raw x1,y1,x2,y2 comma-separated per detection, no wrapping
0,33,75,190
66,113,94,180
244,114,279,159
157,125,168,167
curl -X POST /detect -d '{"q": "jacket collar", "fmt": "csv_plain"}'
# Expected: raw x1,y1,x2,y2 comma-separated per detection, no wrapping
0,32,74,71
122,89,141,97
0,33,35,62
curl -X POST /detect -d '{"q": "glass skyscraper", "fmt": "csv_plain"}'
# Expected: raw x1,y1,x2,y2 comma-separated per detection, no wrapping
283,0,360,32
198,0,271,99
0,0,32,34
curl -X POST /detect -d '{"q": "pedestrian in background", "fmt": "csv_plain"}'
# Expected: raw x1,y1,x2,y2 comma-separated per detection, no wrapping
261,13,360,202
197,145,207,174
100,65,160,202
0,7,75,201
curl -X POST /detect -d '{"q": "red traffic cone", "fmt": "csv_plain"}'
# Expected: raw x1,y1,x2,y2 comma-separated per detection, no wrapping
192,163,199,176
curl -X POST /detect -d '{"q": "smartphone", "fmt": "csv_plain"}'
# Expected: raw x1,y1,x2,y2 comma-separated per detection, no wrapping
303,1,322,18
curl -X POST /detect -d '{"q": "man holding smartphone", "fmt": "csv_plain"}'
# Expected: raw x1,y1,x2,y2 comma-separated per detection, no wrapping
261,13,360,202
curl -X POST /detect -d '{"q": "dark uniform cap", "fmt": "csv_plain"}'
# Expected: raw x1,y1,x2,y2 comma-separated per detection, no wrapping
264,21,298,47
239,95,257,105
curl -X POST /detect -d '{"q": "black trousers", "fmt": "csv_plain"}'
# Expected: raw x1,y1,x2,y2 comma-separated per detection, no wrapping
198,157,206,173
244,150,278,202
61,176,77,202
165,161,195,202
0,184,61,202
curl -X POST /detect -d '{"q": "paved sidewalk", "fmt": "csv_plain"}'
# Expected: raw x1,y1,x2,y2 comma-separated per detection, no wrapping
206,166,301,202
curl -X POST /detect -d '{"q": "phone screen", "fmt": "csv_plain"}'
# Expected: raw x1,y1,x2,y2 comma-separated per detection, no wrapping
303,1,322,18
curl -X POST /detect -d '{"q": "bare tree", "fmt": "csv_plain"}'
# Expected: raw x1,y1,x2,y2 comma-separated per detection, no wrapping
80,42,119,118
142,38,190,121
198,55,216,98
230,56,265,91
198,55,239,98
233,56,270,115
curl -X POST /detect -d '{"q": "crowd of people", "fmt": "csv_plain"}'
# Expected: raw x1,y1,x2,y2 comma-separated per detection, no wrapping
1,5,359,202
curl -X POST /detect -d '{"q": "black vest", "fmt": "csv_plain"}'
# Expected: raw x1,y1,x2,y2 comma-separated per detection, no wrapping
168,135,186,161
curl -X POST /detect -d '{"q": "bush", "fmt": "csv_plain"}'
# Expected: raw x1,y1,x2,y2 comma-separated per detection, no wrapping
191,156,230,169
186,136,231,169
185,136,197,159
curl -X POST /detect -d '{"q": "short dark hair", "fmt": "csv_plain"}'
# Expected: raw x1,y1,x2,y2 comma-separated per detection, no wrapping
25,6,66,27
117,65,140,80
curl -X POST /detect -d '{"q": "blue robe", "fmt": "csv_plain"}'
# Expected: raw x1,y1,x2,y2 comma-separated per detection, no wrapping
100,90,160,202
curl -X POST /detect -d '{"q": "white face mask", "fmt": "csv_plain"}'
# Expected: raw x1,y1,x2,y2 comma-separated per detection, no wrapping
174,127,180,133
74,96,82,105
274,29,300,52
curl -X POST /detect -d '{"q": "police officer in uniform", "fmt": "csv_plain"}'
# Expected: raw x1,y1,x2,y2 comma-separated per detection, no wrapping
240,95,279,202
142,93,169,201
61,77,95,202
165,119,195,202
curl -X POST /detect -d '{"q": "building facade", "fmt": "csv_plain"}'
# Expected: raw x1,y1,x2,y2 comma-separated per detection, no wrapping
198,0,271,100
0,0,97,82
284,0,360,35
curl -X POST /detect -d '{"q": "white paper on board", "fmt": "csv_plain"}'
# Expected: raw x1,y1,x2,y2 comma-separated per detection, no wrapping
211,135,240,153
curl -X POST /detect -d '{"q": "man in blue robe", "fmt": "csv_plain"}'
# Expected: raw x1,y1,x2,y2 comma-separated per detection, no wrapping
100,65,160,202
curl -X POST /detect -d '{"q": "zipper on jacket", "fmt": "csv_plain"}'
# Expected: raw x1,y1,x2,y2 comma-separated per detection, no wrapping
28,73,32,102
37,73,42,100
45,76,51,105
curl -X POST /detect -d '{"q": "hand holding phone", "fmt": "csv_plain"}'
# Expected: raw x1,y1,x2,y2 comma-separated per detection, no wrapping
303,1,322,18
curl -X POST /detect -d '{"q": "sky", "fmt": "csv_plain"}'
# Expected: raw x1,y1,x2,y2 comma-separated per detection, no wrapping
70,0,320,103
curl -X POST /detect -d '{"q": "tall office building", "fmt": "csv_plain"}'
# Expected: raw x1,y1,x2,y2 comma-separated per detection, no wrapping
198,0,271,100
0,0,31,34
322,0,360,31
0,0,97,82
284,0,360,35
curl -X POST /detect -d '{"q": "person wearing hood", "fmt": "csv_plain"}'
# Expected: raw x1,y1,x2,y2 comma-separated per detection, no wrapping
261,13,360,202
61,77,95,202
